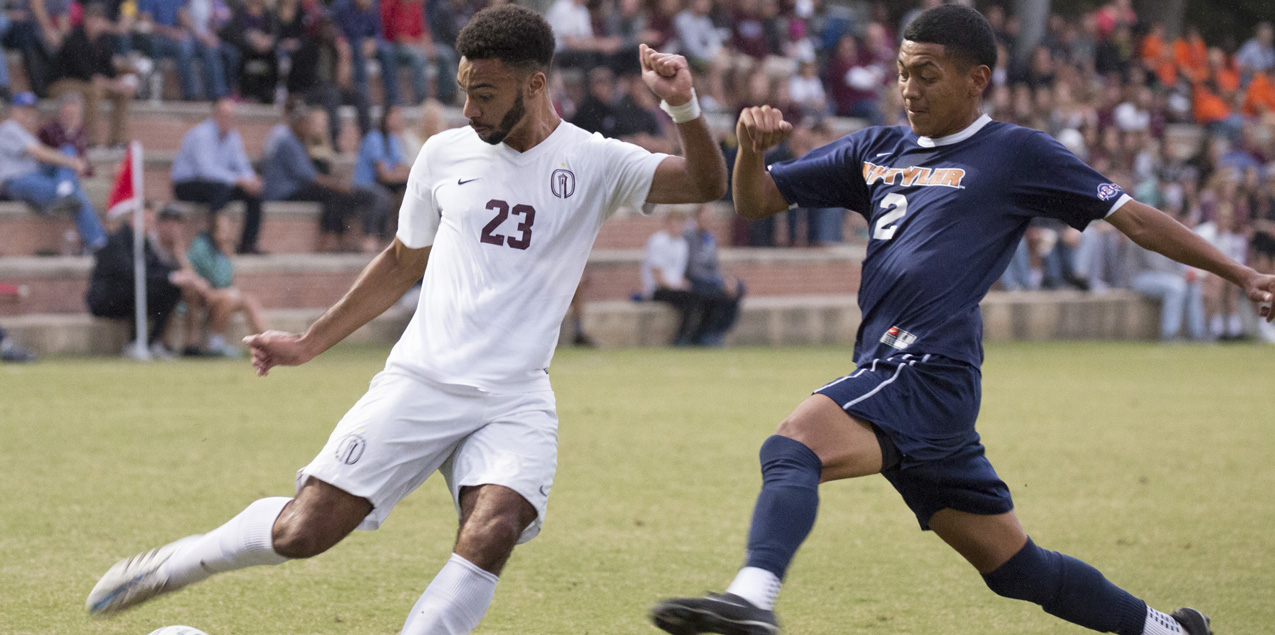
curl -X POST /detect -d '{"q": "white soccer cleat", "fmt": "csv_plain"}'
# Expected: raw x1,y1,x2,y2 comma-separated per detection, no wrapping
86,536,198,616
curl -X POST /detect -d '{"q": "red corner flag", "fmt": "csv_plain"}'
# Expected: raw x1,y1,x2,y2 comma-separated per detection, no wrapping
106,143,142,219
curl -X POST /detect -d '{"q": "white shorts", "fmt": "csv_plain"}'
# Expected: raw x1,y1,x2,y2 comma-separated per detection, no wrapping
296,370,559,544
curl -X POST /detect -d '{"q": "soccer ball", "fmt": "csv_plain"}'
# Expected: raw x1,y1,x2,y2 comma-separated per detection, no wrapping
146,627,209,635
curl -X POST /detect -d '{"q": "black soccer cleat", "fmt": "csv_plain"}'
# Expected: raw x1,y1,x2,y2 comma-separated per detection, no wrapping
1171,608,1213,635
650,592,779,635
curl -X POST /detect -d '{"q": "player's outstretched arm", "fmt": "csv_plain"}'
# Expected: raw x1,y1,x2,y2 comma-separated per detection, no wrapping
638,44,728,204
1108,199,1274,321
733,105,793,220
243,239,431,375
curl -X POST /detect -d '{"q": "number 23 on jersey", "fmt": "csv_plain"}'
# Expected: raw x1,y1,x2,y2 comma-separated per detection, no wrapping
479,199,536,250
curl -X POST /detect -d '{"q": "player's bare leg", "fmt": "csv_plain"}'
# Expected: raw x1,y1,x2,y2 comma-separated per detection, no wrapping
930,508,1212,634
86,478,369,615
651,396,882,634
400,484,537,635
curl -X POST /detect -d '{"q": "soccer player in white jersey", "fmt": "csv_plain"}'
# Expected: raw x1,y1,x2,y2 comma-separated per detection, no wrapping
85,6,726,633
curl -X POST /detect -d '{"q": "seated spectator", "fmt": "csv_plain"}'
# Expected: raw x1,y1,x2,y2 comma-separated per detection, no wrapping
262,105,390,253
683,204,744,346
46,3,136,148
186,213,269,356
571,67,619,138
827,34,884,123
86,204,211,358
4,0,72,98
38,92,92,177
330,0,398,105
221,0,279,103
403,97,446,159
0,9,11,101
354,104,410,203
136,0,227,101
640,209,699,345
0,92,106,251
0,326,37,362
545,0,620,71
382,0,442,105
673,0,727,109
613,74,675,154
171,98,267,254
1236,22,1275,82
1196,202,1249,340
1128,235,1207,342
788,60,829,121
286,16,373,147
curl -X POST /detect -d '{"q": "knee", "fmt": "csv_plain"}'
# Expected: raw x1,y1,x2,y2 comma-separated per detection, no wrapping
981,539,1060,603
774,413,815,447
456,511,524,565
271,513,340,559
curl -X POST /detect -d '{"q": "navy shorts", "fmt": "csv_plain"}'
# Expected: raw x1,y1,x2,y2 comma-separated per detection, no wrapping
815,354,1013,530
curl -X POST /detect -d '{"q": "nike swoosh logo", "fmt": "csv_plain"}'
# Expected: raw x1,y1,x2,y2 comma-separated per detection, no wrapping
458,178,479,185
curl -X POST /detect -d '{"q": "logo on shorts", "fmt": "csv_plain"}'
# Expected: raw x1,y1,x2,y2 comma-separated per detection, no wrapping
334,434,366,465
881,326,917,350
550,168,575,199
1096,182,1123,201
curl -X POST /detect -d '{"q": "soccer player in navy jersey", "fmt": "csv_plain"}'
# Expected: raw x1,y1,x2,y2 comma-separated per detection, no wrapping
650,6,1273,635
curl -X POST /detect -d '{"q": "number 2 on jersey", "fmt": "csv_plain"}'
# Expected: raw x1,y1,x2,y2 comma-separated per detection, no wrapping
873,193,908,241
480,199,536,250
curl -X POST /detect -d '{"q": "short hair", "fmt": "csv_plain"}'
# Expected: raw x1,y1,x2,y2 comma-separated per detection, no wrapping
903,4,997,71
456,5,555,73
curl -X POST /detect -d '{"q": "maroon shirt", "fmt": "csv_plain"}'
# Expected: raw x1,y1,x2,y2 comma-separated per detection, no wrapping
38,121,92,176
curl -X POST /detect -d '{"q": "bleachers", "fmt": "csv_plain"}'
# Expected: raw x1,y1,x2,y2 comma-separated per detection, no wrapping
0,90,1190,356
1,289,1162,356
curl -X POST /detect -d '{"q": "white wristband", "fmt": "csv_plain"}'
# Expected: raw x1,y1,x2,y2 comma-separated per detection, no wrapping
660,89,701,124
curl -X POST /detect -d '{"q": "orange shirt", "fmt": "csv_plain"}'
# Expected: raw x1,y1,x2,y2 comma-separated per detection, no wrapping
1175,37,1208,80
1193,84,1230,122
1244,73,1275,115
1141,32,1165,63
1215,65,1240,95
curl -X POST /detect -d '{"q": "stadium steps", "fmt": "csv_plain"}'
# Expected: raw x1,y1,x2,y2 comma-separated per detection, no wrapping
0,198,746,255
0,245,865,316
1,289,1162,356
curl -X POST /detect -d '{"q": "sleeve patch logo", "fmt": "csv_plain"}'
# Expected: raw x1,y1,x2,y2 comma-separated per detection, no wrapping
1096,183,1123,201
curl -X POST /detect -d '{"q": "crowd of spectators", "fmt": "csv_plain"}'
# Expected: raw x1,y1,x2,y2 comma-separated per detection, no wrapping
4,0,1275,343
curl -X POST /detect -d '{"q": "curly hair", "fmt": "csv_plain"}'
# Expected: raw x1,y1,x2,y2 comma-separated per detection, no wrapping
903,4,997,71
456,5,556,73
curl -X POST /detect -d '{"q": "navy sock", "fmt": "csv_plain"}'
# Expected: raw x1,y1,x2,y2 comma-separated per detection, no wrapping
982,538,1147,635
743,435,823,579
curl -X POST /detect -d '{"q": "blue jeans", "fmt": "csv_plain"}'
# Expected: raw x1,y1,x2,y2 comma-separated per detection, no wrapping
1000,238,1033,291
392,43,428,104
0,14,10,91
4,167,107,250
145,34,226,100
352,39,398,105
3,20,49,95
1132,271,1206,340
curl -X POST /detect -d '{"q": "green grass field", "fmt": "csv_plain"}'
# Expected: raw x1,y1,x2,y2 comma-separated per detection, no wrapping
2,343,1273,634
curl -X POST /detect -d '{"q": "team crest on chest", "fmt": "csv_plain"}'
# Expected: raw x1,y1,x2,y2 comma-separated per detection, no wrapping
551,166,576,199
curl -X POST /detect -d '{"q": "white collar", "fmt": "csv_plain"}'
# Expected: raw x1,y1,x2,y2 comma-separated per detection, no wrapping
915,113,992,148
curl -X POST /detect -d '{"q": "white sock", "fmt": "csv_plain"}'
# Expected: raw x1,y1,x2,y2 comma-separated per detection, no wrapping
725,566,781,611
1143,606,1184,634
161,497,291,588
400,553,500,635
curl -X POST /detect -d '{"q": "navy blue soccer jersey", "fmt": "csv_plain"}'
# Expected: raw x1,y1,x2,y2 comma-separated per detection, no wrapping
769,115,1130,368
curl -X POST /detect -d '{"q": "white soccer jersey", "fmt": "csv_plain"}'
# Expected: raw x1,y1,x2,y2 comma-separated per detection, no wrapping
388,122,668,391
